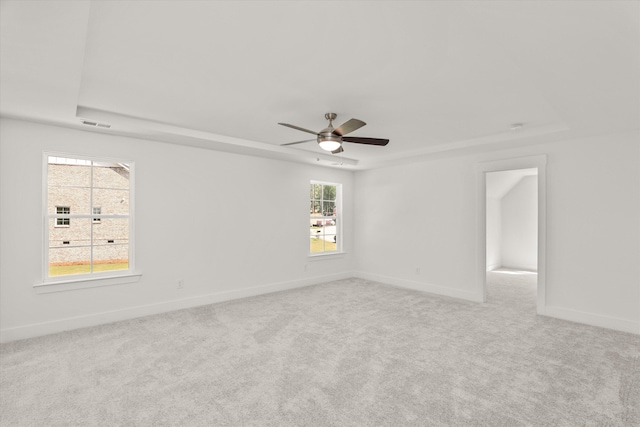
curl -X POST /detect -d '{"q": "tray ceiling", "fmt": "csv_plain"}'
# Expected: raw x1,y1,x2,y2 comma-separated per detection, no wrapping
1,1,638,169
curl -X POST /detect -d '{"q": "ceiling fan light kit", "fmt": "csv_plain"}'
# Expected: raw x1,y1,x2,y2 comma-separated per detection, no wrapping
279,112,389,154
318,137,342,152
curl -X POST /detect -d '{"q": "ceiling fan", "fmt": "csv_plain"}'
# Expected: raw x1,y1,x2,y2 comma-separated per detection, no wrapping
279,113,389,154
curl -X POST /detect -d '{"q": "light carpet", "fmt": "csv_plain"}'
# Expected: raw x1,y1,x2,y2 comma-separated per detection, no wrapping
1,272,639,426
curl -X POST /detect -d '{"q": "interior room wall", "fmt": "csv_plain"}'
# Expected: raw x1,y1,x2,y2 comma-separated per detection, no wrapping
501,176,538,271
0,118,355,342
2,118,638,339
354,131,640,334
485,196,502,271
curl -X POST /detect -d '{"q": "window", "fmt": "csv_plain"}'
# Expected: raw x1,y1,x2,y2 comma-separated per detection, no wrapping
45,155,133,279
92,207,101,223
55,206,70,226
310,181,341,254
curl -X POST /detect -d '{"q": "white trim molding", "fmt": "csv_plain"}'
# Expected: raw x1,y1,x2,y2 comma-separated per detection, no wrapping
544,306,640,335
354,271,482,303
1,271,353,343
33,272,142,294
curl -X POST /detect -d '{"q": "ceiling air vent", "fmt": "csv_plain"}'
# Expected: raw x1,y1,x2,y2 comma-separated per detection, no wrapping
81,120,111,129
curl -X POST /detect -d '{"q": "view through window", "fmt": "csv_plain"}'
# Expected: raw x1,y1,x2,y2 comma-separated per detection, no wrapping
46,156,132,278
310,181,340,254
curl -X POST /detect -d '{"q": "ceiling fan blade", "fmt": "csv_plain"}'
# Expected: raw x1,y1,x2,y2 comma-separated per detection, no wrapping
333,118,366,136
278,123,318,136
281,138,316,146
331,146,344,154
342,136,389,146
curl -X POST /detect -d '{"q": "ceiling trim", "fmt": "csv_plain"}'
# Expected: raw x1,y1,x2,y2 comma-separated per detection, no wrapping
76,106,359,167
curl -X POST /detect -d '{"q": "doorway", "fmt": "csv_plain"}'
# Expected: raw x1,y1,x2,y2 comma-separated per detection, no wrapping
485,168,538,309
476,156,547,315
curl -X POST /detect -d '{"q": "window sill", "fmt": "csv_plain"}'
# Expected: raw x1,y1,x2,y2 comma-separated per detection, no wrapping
308,252,347,261
33,272,142,294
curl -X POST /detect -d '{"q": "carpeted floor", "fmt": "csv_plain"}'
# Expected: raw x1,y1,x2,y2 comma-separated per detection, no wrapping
1,272,639,426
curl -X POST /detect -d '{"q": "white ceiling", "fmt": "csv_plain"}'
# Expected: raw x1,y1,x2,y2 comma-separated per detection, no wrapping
1,1,638,170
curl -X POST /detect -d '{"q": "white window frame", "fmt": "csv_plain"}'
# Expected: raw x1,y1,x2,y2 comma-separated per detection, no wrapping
38,152,139,292
309,180,343,257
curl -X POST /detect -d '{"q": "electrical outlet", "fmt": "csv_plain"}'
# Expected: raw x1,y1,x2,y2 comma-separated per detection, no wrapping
415,268,420,275
304,264,308,271
178,279,184,289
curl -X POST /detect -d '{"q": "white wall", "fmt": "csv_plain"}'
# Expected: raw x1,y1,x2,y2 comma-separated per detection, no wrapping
501,176,537,271
355,131,640,334
0,118,355,342
485,197,501,271
354,156,480,302
2,119,638,340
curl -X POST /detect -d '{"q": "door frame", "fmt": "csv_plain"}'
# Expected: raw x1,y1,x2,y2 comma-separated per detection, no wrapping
476,155,547,314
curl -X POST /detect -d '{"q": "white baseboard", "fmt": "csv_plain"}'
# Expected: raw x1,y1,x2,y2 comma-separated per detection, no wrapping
354,271,482,303
4,272,637,343
0,271,353,343
486,264,501,271
543,306,639,335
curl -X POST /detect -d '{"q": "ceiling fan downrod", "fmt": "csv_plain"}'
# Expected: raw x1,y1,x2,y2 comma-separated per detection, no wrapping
324,112,337,128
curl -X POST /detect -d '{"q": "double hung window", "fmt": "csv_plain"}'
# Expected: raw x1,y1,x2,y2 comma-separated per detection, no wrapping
45,155,133,279
310,181,341,254
55,207,70,226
